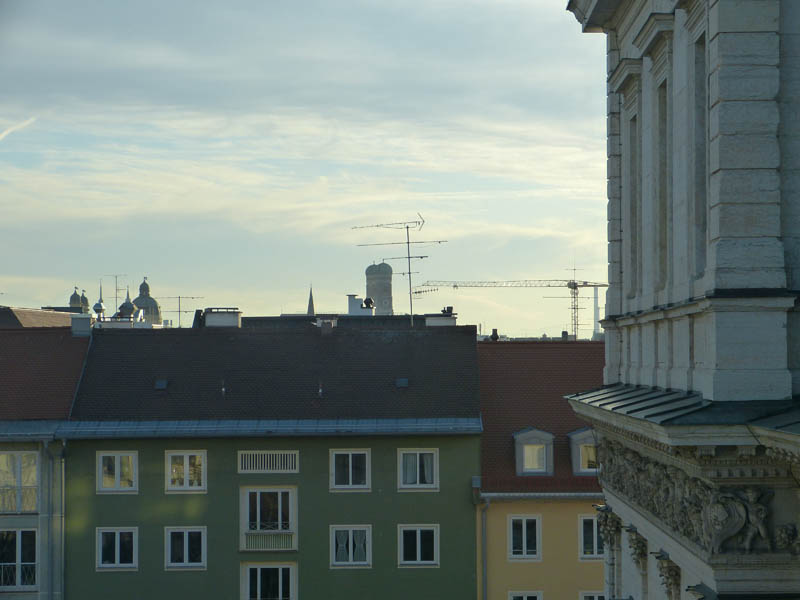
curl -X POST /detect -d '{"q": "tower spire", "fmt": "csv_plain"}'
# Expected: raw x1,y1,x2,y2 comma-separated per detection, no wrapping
307,285,315,316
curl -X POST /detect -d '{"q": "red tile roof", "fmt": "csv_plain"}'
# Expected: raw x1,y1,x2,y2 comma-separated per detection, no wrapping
0,329,89,420
478,341,604,493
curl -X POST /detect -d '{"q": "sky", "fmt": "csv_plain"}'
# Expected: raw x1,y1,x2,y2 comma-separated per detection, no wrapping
0,0,607,337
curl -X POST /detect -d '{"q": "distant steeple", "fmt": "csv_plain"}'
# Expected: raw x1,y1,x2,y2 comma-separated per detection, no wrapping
307,286,315,316
93,281,105,316
118,286,136,318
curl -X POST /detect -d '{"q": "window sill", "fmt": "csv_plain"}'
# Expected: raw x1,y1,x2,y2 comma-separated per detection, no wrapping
330,563,372,569
579,555,603,561
397,487,439,493
507,555,542,562
165,565,207,571
398,562,439,568
329,487,371,493
96,566,138,572
96,489,138,495
164,489,207,494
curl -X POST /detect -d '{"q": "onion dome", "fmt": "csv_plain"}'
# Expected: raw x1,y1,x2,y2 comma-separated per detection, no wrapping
118,287,136,318
80,290,90,312
139,277,150,297
69,287,81,308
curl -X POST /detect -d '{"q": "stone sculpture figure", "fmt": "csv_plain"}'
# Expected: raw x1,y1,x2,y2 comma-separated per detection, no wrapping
740,487,772,552
703,491,747,554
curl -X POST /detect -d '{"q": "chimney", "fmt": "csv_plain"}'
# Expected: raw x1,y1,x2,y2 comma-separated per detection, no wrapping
203,308,242,328
561,330,569,341
490,328,499,342
70,313,93,337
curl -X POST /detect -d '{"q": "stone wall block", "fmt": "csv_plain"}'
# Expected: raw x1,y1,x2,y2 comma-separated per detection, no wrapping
710,66,779,103
608,113,621,136
608,155,621,175
607,198,620,220
609,239,623,265
709,0,779,39
709,202,781,239
709,169,779,206
608,133,621,157
709,32,779,67
608,218,622,242
710,134,779,172
709,101,779,138
708,237,787,287
608,176,621,200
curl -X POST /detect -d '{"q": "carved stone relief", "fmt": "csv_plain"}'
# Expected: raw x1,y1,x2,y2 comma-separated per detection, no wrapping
597,510,622,550
627,530,648,572
657,557,681,600
599,438,781,555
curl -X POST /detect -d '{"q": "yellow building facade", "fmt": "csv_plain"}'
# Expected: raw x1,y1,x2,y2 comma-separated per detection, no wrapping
477,499,604,600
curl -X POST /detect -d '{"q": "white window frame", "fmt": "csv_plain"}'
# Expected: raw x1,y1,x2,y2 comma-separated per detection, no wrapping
397,448,439,491
239,486,298,551
165,450,207,493
568,428,599,475
164,526,207,570
580,593,605,600
579,515,604,559
96,527,138,570
0,452,39,513
397,524,439,567
329,525,372,568
509,592,542,600
240,562,296,600
513,429,554,476
329,449,371,492
96,451,138,494
508,515,541,561
0,529,37,590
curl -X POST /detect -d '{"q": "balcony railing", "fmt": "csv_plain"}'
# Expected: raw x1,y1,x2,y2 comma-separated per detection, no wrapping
243,530,295,551
0,487,37,513
0,563,36,588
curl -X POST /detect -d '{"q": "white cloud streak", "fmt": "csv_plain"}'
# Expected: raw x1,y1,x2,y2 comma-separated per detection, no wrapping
0,116,36,142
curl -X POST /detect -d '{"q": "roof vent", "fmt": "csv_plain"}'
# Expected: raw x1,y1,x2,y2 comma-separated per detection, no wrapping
395,378,409,388
154,378,168,391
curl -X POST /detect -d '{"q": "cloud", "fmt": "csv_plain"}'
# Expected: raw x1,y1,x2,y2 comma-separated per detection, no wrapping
0,116,36,142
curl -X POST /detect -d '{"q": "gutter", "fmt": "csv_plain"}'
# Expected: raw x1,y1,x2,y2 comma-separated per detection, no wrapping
480,492,604,500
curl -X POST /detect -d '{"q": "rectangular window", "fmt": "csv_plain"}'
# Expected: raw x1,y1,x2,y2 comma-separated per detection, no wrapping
693,33,707,278
245,564,294,600
165,451,206,492
96,452,137,493
165,527,206,569
581,594,605,600
523,444,546,472
330,525,371,567
0,530,36,588
240,487,297,551
580,516,604,558
397,449,438,490
96,528,137,569
509,516,539,560
580,445,598,471
238,451,298,474
656,79,669,290
0,453,37,512
330,450,370,491
510,594,540,600
398,525,439,566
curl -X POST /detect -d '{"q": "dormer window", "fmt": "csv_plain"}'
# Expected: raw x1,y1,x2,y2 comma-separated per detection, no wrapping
513,428,554,476
568,428,598,475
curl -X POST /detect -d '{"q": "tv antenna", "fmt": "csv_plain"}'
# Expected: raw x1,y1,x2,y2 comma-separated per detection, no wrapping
353,214,446,325
103,274,128,311
161,295,205,328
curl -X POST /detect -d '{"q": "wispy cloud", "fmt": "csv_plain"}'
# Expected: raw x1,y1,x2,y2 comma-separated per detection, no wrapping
0,116,36,142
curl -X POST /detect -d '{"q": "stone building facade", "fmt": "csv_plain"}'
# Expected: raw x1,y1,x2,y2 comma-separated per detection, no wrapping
566,0,800,598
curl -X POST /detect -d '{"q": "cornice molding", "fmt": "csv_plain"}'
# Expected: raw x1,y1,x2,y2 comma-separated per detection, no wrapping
633,13,675,57
608,58,642,94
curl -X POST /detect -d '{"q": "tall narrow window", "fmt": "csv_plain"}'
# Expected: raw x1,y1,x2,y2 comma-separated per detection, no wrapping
627,115,640,298
693,34,707,277
509,516,540,560
246,565,293,600
0,453,38,512
657,80,669,290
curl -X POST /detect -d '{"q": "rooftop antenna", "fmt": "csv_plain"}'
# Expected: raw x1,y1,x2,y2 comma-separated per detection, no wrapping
160,295,205,328
103,274,128,312
353,213,446,325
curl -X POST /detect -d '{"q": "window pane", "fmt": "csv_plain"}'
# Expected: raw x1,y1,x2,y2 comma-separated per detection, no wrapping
0,490,15,513
261,492,278,530
0,531,16,563
334,453,350,486
21,487,37,512
119,455,134,488
353,529,367,562
583,518,595,555
101,531,116,564
280,492,290,530
525,519,537,555
102,456,116,488
420,529,434,561
170,455,185,487
403,453,418,485
420,453,434,485
335,529,349,563
281,567,290,600
249,492,258,530
261,567,279,600
20,531,35,563
21,562,36,586
187,531,202,564
402,529,417,561
20,455,36,487
118,531,134,564
351,453,367,486
581,445,598,470
249,567,258,599
0,455,17,488
511,519,522,555
188,454,202,487
170,531,184,564
523,445,545,470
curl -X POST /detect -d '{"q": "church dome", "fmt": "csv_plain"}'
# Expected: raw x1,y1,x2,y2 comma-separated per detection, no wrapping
132,277,162,324
139,278,150,296
69,287,81,308
118,288,136,318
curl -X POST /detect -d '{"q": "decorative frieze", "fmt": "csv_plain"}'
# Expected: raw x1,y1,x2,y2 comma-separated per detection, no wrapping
599,439,787,555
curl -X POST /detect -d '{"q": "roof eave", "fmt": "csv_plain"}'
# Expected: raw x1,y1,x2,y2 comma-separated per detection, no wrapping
566,0,623,33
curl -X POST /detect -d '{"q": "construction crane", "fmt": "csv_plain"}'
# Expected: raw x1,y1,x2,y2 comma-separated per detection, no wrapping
418,280,608,339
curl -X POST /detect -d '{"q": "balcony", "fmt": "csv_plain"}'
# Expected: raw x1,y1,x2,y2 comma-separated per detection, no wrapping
243,530,295,551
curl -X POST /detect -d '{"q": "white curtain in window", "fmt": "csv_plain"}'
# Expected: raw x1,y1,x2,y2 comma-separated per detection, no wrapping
402,454,417,485
353,529,367,562
0,455,16,512
335,529,349,562
420,453,434,484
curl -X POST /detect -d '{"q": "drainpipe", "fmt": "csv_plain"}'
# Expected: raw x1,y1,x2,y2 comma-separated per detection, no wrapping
43,440,54,600
60,440,66,600
481,499,490,600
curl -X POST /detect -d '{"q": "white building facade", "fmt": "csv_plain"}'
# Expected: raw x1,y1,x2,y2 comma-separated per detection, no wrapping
566,1,800,598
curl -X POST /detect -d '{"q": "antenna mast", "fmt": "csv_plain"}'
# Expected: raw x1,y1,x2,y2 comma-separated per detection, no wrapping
353,214,446,325
103,274,128,311
160,295,205,327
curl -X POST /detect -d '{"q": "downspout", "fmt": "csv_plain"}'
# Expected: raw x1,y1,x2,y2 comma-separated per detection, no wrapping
44,441,53,600
60,440,66,600
481,499,490,600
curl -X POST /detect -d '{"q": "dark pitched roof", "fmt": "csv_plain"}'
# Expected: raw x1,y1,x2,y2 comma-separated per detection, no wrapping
0,329,89,419
0,307,73,328
478,341,604,493
72,325,479,421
